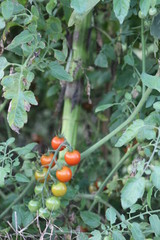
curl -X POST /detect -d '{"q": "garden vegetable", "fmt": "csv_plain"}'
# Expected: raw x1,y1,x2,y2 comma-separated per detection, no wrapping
64,150,81,166
28,200,40,213
51,182,67,197
46,196,60,211
40,153,56,168
51,136,65,151
56,166,72,182
35,168,50,183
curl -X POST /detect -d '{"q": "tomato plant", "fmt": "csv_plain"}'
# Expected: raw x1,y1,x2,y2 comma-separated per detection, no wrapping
56,166,72,183
51,182,67,197
38,208,50,219
64,150,81,166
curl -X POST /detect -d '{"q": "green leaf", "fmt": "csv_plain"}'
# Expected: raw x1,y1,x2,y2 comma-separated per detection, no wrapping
131,222,145,240
151,166,160,190
70,0,100,14
69,0,100,27
15,173,30,183
0,167,7,187
54,49,66,62
1,74,38,132
80,211,101,228
0,17,6,30
94,52,108,68
141,73,160,92
147,187,153,210
95,103,119,113
150,13,160,39
121,177,145,209
149,215,160,236
153,101,160,111
90,230,102,240
1,0,14,20
140,0,151,16
22,211,34,227
15,143,37,156
77,233,89,240
137,126,156,141
0,57,9,71
46,0,57,15
105,207,117,225
115,120,144,147
6,137,15,145
113,0,130,24
6,30,34,51
112,230,126,240
49,61,73,82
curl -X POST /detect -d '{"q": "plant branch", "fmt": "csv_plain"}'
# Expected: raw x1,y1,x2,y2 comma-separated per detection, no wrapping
81,88,151,160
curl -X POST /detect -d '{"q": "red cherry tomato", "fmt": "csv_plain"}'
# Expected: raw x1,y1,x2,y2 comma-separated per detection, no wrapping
40,153,56,168
51,136,65,151
56,166,72,182
64,150,81,166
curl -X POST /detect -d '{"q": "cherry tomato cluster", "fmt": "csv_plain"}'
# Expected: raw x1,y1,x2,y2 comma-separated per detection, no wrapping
28,135,81,217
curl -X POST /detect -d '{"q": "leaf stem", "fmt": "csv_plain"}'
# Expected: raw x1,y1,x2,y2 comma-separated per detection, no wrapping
141,19,146,95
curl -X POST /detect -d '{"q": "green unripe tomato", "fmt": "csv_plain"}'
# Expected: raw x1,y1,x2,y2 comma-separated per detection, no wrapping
34,184,43,195
138,11,145,19
145,180,152,191
149,7,157,16
38,208,50,218
28,200,40,213
46,197,60,211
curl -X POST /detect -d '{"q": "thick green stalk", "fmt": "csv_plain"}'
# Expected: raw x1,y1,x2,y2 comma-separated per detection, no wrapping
60,15,91,155
81,88,152,160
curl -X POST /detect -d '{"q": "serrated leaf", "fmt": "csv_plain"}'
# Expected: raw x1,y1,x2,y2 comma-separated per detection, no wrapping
6,137,15,145
0,167,7,187
15,143,37,156
49,61,73,82
141,73,160,92
1,74,37,132
151,166,160,190
6,30,34,50
80,211,101,228
149,215,160,236
1,0,14,20
113,0,130,24
15,173,30,183
112,230,126,240
140,0,151,16
106,207,117,225
121,177,145,209
0,57,9,71
115,120,144,147
131,222,145,240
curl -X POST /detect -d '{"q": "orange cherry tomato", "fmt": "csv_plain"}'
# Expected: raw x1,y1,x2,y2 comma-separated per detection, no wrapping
51,136,65,151
64,150,81,166
56,166,72,182
40,153,56,168
35,168,50,183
